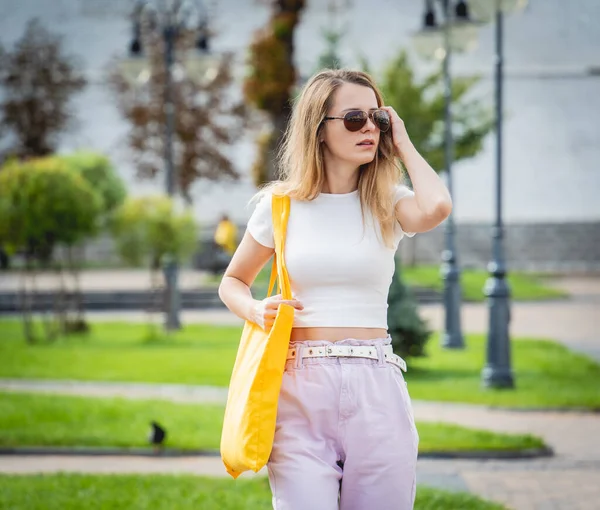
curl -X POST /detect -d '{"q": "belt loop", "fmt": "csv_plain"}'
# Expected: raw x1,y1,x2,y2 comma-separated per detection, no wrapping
375,343,386,366
293,344,304,369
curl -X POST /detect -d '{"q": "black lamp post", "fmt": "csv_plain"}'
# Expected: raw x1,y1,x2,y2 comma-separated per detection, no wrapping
128,0,213,331
481,4,513,387
469,0,527,388
412,0,478,349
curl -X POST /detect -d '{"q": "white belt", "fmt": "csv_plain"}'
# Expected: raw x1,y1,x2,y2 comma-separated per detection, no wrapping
287,344,407,372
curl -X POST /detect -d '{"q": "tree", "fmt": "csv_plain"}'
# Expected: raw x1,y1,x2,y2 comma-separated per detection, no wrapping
61,151,127,224
0,157,102,342
316,29,344,71
365,48,493,264
314,0,351,72
58,151,127,329
0,19,86,160
387,257,431,359
244,0,306,186
375,49,493,173
373,49,492,353
111,195,198,335
109,29,246,203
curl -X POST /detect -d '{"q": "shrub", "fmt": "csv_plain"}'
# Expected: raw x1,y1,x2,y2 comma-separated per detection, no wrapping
387,257,431,358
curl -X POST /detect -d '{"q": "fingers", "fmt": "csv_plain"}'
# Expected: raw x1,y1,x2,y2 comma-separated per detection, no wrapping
381,105,403,122
256,296,304,332
279,299,305,310
265,297,304,311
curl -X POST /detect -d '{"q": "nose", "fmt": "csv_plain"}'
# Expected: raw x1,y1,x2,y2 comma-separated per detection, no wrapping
362,115,377,132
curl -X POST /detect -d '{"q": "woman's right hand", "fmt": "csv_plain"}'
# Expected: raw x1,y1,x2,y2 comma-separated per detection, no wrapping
251,294,304,331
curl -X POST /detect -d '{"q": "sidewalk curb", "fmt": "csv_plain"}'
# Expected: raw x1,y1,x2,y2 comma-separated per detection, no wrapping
0,447,221,458
418,446,554,460
0,446,554,460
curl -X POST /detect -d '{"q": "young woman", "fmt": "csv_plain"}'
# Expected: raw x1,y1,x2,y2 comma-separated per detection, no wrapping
218,69,452,510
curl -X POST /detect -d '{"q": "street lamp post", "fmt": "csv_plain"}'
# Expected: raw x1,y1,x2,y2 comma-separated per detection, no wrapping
412,0,479,349
469,0,528,388
439,0,463,350
162,22,180,330
126,0,214,331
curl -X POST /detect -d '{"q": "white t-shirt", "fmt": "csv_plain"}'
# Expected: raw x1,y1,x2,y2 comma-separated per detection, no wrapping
246,185,416,329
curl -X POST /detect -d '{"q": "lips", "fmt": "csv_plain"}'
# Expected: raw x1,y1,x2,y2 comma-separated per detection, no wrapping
357,139,375,146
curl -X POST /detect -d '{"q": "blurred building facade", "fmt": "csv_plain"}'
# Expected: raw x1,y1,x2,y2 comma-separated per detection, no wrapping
0,0,598,271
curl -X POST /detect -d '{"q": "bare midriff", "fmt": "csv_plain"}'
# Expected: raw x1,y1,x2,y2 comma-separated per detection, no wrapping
290,327,388,343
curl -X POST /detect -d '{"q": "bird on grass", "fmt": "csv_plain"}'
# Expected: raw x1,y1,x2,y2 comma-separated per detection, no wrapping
149,421,167,453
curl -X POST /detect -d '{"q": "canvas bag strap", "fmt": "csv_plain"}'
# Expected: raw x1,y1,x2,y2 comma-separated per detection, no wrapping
267,194,292,300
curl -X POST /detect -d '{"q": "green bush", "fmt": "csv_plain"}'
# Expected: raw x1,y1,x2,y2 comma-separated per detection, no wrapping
111,195,198,268
60,151,126,220
387,257,431,358
0,157,102,262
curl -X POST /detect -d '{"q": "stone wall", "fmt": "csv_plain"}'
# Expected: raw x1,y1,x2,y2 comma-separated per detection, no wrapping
398,222,600,273
76,221,600,274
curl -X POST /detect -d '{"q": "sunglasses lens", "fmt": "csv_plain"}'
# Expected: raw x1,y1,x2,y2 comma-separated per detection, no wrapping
343,110,367,132
373,110,391,132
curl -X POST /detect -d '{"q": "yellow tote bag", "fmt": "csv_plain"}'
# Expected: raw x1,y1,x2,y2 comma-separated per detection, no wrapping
220,194,294,479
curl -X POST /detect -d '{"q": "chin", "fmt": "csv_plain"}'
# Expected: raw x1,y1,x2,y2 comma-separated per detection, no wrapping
354,153,377,166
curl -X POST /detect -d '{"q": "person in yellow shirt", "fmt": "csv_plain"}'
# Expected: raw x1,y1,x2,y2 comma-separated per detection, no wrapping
214,214,238,256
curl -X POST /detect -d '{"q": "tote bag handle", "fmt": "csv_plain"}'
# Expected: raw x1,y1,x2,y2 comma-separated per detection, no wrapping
266,195,292,301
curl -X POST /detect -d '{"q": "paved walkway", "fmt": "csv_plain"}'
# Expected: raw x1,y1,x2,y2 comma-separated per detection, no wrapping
0,269,212,291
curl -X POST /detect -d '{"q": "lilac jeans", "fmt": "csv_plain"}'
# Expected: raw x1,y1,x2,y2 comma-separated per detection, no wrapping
267,337,419,510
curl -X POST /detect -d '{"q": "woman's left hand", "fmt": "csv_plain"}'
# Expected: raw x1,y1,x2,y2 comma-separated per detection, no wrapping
381,106,413,160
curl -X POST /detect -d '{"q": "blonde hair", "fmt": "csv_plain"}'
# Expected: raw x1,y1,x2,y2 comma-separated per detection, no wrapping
259,69,402,247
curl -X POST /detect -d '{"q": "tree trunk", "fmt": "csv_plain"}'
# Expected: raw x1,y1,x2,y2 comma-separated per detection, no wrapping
66,245,88,333
19,257,35,344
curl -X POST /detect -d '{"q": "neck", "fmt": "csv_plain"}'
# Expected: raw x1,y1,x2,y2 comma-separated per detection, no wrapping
322,152,360,194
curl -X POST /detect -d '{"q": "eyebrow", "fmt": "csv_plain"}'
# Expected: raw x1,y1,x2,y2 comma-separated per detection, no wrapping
340,107,378,113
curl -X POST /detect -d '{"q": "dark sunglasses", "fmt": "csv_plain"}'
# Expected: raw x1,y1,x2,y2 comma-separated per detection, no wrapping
323,109,391,132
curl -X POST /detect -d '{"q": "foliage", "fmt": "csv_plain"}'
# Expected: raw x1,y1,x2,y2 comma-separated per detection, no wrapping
111,195,198,269
387,257,431,358
109,31,246,202
366,49,493,172
0,475,508,510
0,157,103,341
0,18,86,160
402,264,567,302
316,28,344,71
314,0,352,72
59,151,126,221
244,0,306,185
0,157,101,261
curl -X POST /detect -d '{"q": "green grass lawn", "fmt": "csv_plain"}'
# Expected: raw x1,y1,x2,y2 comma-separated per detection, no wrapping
401,265,567,302
1,320,598,409
0,474,507,510
0,392,545,454
208,264,567,302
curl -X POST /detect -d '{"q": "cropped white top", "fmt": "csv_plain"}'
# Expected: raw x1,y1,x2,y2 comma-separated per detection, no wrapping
246,185,416,329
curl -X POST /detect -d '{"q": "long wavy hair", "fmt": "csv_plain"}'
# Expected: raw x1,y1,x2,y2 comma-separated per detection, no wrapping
259,69,403,247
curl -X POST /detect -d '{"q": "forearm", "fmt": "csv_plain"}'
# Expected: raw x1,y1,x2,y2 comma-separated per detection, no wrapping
218,276,258,323
399,142,452,217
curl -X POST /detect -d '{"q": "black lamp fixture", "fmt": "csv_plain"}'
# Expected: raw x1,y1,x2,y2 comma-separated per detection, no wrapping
129,22,142,56
195,17,210,51
424,0,436,27
455,0,470,19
